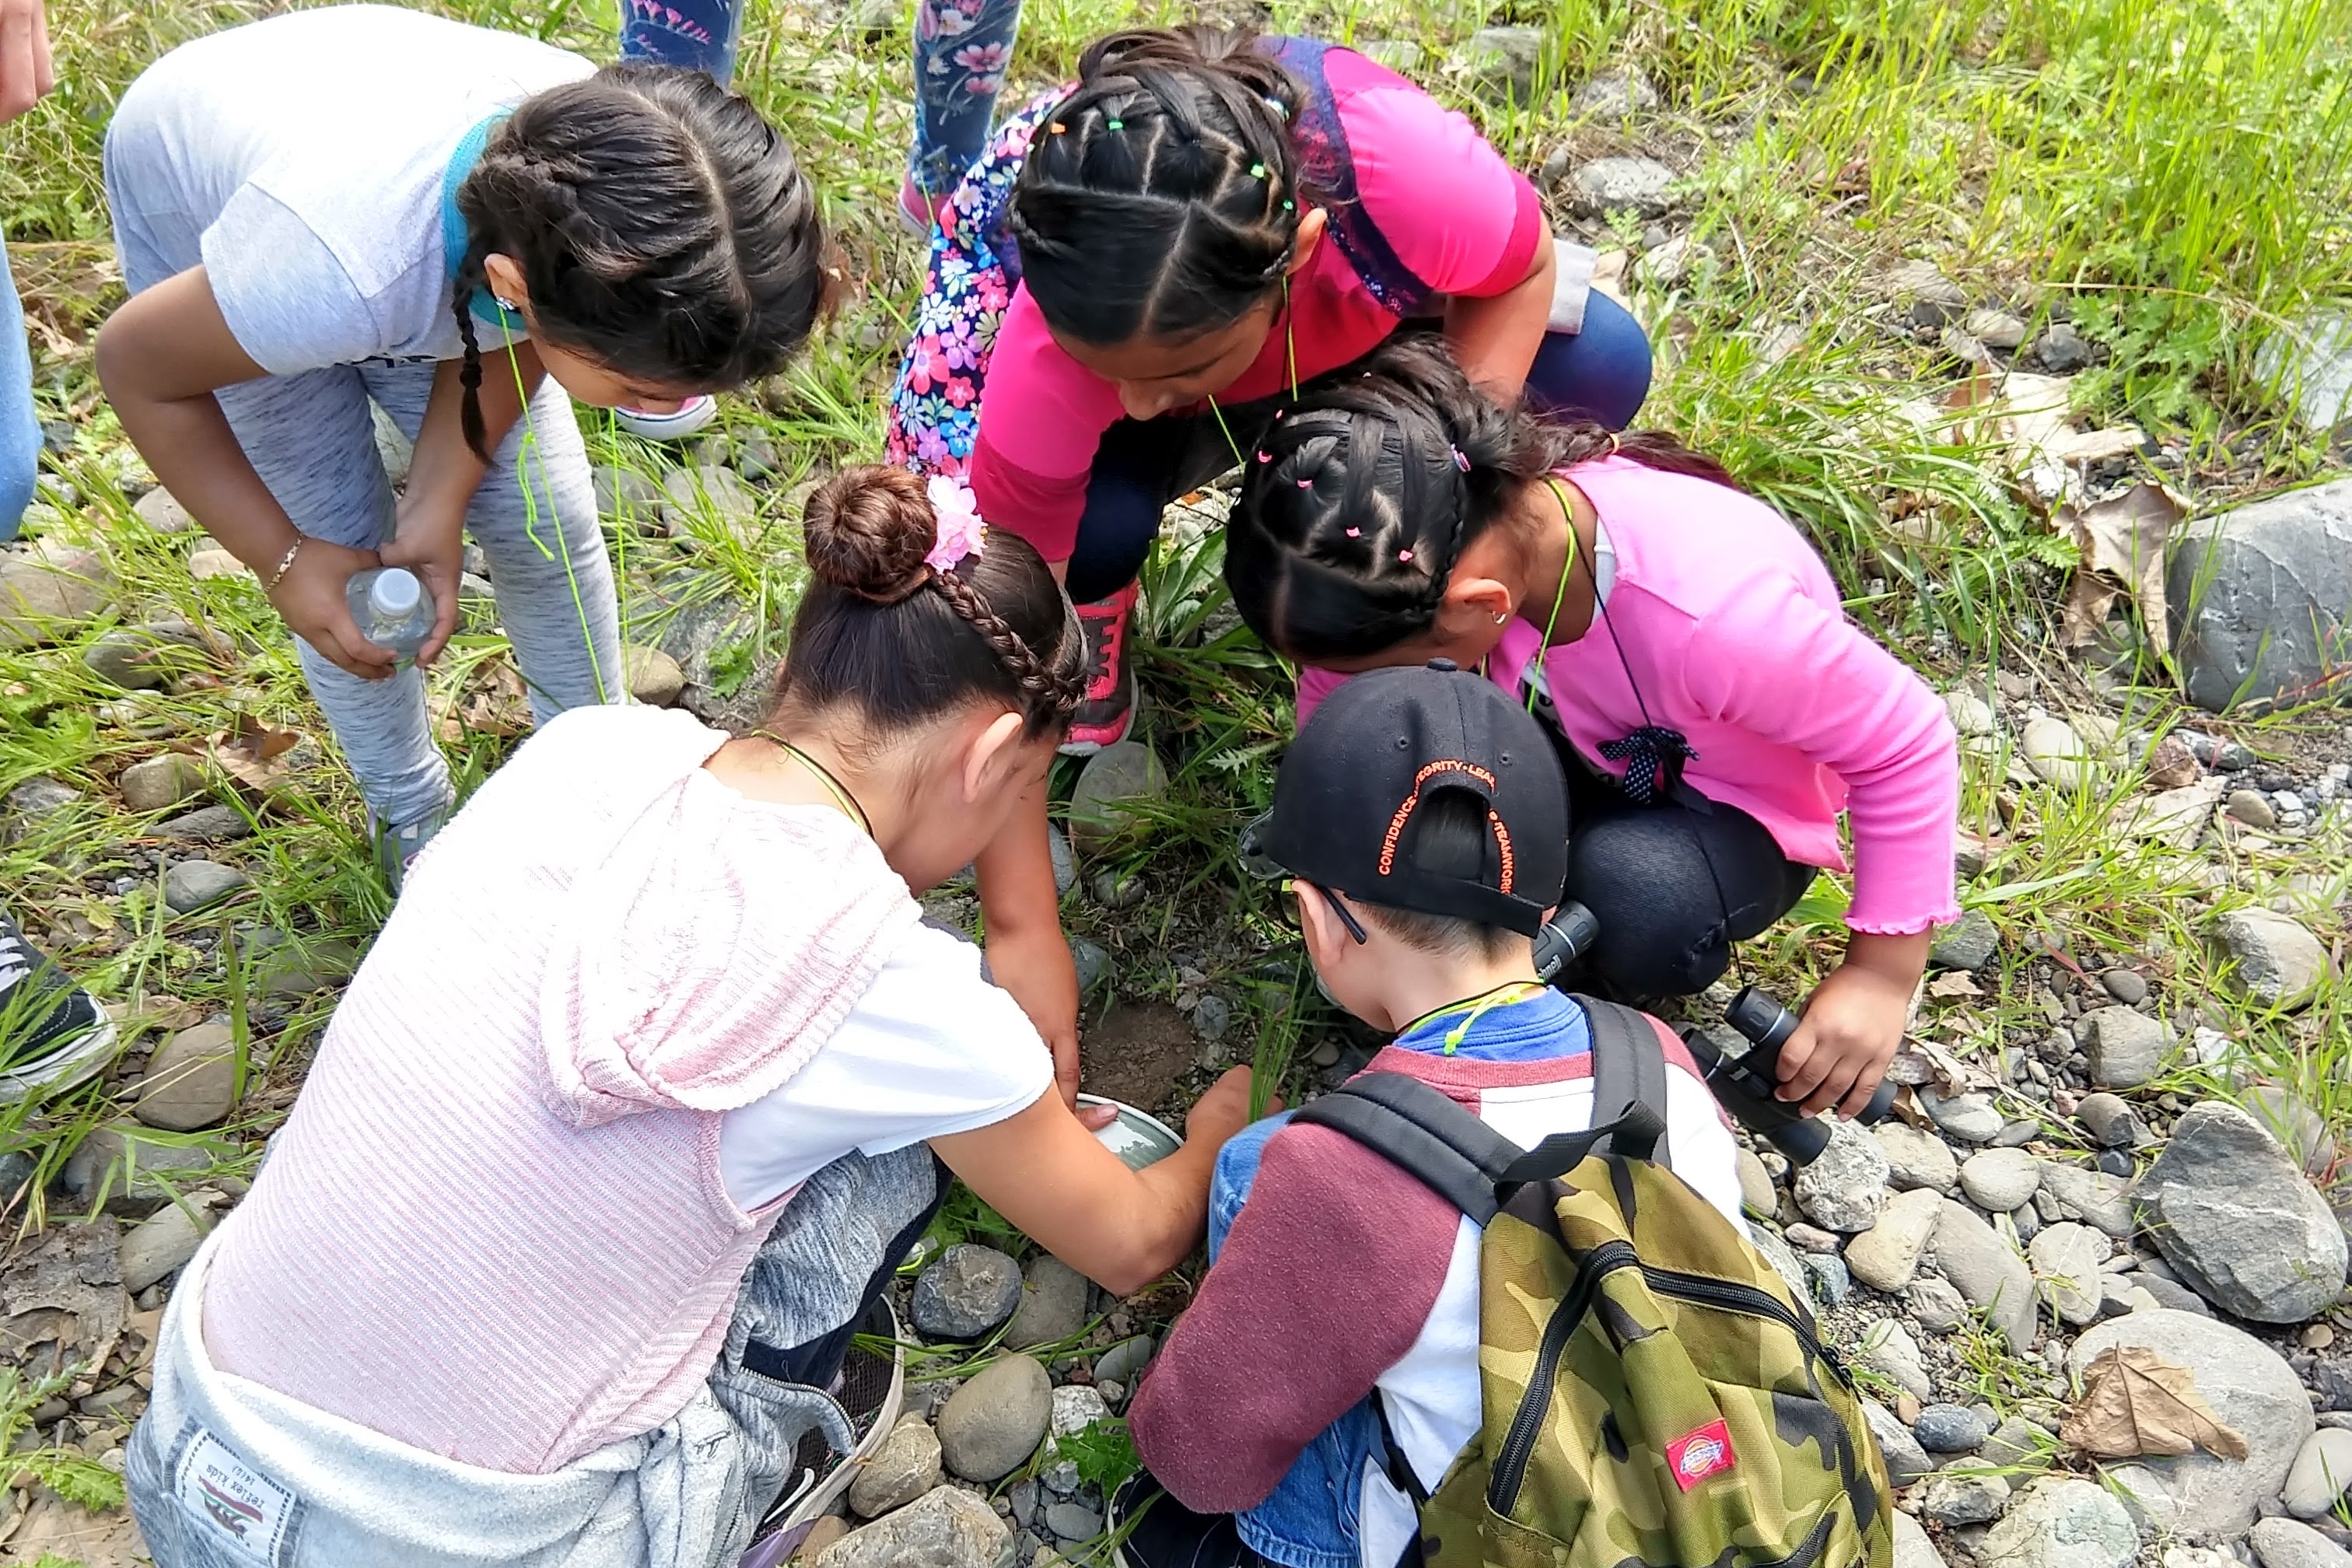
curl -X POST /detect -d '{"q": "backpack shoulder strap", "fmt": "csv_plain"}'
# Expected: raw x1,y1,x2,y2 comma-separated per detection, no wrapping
1575,996,1671,1166
1293,1070,1666,1224
1290,1072,1517,1226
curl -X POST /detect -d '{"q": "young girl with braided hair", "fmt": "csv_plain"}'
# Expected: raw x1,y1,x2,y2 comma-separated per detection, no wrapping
887,23,1656,755
124,461,1258,1567
1230,337,1961,1120
96,6,830,888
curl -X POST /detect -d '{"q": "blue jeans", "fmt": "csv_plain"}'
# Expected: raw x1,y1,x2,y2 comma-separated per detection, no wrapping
1208,1117,1382,1568
908,0,1024,196
618,0,740,82
0,239,42,541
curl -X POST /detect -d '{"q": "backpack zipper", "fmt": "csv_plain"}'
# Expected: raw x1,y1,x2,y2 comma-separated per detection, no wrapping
1486,1240,1852,1511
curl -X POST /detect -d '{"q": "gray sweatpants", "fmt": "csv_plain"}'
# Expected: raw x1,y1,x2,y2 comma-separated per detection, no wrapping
107,168,619,830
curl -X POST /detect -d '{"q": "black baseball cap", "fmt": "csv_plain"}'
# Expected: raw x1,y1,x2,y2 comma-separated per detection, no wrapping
1245,662,1569,936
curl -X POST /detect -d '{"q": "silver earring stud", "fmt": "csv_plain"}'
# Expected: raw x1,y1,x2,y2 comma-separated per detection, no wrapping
494,295,519,311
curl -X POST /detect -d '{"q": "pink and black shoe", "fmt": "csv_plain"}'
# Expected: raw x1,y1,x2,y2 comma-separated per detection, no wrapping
1062,583,1139,757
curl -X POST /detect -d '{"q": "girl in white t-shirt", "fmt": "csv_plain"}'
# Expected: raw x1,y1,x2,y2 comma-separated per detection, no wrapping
124,464,1256,1567
96,5,832,887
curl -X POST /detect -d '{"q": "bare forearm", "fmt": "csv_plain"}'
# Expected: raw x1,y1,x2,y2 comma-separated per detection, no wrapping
1844,928,1930,986
1444,233,1557,404
975,782,1063,940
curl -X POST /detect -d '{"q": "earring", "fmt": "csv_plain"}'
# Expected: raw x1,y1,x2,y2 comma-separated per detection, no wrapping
1493,611,1509,625
494,296,520,312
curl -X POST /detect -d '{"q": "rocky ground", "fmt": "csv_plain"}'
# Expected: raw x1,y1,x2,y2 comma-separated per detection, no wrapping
5,6,2352,1567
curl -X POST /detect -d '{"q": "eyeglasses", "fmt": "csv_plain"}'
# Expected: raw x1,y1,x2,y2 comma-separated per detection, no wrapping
1279,877,1369,945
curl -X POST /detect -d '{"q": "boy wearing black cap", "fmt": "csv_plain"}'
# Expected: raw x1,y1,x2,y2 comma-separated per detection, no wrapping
1122,663,1746,1568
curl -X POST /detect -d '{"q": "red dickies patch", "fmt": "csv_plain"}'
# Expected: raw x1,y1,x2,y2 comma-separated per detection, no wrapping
1665,1419,1737,1490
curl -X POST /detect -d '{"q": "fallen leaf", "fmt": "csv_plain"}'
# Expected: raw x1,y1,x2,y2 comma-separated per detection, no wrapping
2058,481,2189,660
459,660,533,738
1927,971,1983,999
1941,370,2147,502
205,714,306,797
2063,1345,2249,1461
0,1219,128,1385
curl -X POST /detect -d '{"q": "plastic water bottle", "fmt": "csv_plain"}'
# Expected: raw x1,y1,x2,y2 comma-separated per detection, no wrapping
345,567,434,658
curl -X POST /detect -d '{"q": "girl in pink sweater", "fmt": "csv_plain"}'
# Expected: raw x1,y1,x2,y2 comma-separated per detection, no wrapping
1228,339,1960,1118
123,466,1254,1568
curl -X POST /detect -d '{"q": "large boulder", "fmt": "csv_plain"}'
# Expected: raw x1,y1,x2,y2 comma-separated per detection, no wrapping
2135,1101,2347,1323
1976,1477,2136,1568
2168,478,2352,712
2067,1310,2312,1538
815,1485,1011,1568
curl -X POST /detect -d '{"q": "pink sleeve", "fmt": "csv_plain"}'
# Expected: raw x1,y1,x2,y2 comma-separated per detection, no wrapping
1684,583,1961,935
968,287,1123,561
1128,1122,1459,1512
1293,665,1349,727
1339,82,1545,299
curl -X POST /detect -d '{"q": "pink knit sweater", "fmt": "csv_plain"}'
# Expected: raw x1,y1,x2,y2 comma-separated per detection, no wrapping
1297,457,1961,935
199,707,921,1473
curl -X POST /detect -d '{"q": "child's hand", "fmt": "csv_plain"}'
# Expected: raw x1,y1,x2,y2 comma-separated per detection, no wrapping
1181,1066,1264,1149
0,0,54,124
1772,946,1918,1119
268,538,398,680
382,503,465,666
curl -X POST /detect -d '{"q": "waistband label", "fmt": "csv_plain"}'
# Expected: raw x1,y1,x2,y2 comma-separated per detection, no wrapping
174,1428,297,1562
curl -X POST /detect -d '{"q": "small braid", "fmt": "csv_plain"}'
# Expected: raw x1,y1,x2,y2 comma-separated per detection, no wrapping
929,568,1086,726
1009,25,1307,345
1230,336,1747,661
450,242,492,460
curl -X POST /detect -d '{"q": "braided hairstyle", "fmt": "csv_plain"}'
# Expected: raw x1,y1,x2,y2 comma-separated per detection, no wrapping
1008,26,1306,345
1227,336,1744,661
781,466,1085,739
450,65,831,457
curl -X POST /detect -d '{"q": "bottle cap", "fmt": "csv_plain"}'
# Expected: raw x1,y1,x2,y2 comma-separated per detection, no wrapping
371,568,423,618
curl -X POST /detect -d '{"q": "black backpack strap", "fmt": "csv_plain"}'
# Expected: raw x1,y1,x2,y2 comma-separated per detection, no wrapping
1291,1072,1520,1226
1292,1072,1665,1224
1575,995,1671,1166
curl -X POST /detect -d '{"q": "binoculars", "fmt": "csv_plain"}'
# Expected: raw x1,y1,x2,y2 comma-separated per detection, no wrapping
1682,986,1895,1164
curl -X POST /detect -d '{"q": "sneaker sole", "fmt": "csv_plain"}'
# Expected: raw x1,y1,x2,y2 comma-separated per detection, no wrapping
1058,697,1139,759
0,1008,119,1107
740,1300,907,1563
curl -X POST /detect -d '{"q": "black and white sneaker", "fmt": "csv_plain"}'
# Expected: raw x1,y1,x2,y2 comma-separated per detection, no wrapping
1109,1472,1273,1568
0,910,117,1107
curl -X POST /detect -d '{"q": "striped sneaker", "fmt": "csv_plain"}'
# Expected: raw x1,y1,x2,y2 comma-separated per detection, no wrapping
0,910,117,1108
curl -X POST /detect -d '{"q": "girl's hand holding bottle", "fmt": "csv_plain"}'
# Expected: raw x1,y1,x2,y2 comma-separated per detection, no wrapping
266,534,398,680
380,495,467,667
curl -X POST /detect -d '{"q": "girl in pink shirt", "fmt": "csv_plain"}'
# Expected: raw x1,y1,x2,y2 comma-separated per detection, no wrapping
884,24,1654,757
1228,339,1961,1118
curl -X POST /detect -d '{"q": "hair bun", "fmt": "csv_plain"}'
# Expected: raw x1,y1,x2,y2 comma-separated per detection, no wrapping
803,464,935,604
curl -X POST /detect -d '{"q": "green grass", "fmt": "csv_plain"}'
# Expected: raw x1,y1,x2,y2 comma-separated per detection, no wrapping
0,0,2346,1300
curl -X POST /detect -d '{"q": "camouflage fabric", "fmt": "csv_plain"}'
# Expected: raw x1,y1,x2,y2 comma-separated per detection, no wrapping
1416,1157,1894,1568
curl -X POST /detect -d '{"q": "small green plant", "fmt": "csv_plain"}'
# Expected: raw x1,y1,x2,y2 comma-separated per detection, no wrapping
1055,1416,1143,1496
1,1366,129,1515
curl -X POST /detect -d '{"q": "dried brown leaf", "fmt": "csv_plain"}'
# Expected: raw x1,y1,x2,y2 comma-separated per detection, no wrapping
458,661,533,739
2059,481,2188,661
2063,1345,2249,1461
1927,971,1983,999
205,715,307,797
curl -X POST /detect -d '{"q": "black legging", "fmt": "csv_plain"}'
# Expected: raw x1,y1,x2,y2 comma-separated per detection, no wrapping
1556,751,1815,1000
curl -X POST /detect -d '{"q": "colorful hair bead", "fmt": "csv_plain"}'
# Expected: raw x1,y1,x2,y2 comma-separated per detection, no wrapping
1295,478,1313,488
1345,527,1362,538
1398,548,1415,562
1451,444,1471,472
1105,117,1124,131
1255,450,1272,463
1250,161,1267,179
1263,95,1290,121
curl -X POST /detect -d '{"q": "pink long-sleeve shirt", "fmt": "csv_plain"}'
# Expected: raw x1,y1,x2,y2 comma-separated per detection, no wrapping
1297,457,1961,935
969,44,1545,562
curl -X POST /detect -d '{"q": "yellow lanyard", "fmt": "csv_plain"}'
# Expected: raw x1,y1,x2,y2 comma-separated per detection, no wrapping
1400,982,1549,1057
754,733,872,838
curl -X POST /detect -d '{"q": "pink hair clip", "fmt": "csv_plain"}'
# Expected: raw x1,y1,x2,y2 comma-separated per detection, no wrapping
1255,450,1272,463
1451,445,1471,472
1398,548,1415,562
1295,478,1312,489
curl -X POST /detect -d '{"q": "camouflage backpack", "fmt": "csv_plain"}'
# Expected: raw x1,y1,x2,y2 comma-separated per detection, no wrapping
1293,996,1894,1568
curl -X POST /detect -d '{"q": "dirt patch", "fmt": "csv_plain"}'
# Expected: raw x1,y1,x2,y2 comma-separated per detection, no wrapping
1080,1000,1196,1121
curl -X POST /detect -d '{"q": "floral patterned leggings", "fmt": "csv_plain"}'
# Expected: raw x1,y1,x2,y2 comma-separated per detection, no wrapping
617,0,1024,198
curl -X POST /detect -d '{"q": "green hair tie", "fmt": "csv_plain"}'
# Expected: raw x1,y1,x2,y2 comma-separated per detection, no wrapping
1251,161,1267,179
1282,199,1296,212
1106,117,1124,131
